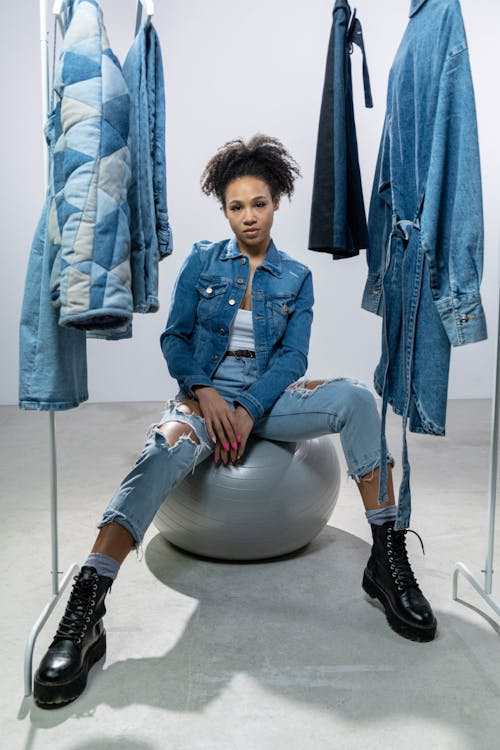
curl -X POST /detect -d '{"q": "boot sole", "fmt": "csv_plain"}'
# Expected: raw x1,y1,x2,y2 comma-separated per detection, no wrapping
33,631,106,709
362,571,436,642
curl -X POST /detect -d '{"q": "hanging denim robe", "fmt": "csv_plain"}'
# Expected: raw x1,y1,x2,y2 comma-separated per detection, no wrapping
308,0,373,260
361,0,488,529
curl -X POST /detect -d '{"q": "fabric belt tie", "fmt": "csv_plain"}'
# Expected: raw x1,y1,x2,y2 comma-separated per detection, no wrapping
347,8,373,108
377,215,422,530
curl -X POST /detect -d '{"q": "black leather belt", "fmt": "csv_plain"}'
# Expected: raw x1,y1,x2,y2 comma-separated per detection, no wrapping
224,349,256,358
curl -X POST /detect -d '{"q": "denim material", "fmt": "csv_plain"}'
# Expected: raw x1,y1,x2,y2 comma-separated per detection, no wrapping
97,354,395,557
121,20,173,317
48,0,133,336
360,0,488,530
19,1,173,408
160,237,315,423
19,0,131,409
19,136,88,410
308,0,373,259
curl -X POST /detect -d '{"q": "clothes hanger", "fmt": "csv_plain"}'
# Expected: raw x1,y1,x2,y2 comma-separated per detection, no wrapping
135,0,154,35
52,1,155,38
52,0,154,14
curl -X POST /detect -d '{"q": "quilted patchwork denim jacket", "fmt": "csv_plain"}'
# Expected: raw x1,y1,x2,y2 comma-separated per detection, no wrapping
160,237,314,422
48,0,133,336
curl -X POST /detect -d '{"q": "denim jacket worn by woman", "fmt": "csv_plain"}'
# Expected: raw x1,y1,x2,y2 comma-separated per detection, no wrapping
160,237,314,423
361,0,488,530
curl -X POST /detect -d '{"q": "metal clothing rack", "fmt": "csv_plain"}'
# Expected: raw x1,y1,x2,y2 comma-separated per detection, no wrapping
23,0,155,699
22,0,498,701
453,250,500,619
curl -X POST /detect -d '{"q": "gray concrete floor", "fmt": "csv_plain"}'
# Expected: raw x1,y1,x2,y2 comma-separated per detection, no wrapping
2,399,500,750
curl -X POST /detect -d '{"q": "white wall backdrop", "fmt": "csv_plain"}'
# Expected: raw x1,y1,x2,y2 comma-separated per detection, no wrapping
1,0,498,405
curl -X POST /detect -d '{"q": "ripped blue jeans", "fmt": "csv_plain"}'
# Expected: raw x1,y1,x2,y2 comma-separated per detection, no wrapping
97,353,395,558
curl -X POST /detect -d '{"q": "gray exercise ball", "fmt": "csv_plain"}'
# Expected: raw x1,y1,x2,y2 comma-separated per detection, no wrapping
153,434,341,561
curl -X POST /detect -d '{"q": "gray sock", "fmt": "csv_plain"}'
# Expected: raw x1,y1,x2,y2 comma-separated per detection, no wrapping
365,504,398,526
84,552,121,580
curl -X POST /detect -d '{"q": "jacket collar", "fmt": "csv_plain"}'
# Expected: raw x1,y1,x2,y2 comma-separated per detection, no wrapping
409,0,429,17
221,236,282,277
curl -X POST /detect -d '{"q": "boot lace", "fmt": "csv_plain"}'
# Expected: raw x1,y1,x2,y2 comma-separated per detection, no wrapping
386,526,425,592
54,572,99,645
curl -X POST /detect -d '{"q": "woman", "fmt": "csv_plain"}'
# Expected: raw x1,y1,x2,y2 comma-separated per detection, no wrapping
33,135,435,710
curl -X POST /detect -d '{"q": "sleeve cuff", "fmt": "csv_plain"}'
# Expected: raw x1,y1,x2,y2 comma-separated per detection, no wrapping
434,293,488,346
184,374,215,398
361,272,384,317
232,392,264,422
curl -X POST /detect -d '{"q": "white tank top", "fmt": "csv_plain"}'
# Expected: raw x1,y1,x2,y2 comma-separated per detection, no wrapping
227,307,255,350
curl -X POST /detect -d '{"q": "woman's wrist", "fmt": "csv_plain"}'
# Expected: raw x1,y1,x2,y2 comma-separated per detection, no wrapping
235,403,254,422
191,384,218,402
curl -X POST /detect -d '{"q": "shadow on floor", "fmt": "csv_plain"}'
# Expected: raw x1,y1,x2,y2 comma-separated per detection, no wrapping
22,526,500,749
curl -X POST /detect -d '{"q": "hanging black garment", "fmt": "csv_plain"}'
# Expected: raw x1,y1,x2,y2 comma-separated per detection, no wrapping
308,0,373,260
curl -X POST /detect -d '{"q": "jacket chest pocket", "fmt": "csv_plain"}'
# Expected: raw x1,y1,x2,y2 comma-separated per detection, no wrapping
266,294,296,338
195,275,230,321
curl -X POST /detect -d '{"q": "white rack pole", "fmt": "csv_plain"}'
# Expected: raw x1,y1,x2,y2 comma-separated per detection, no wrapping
23,0,80,698
453,242,500,618
40,0,49,186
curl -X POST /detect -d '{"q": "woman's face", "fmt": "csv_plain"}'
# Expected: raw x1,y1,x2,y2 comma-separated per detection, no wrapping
223,176,279,250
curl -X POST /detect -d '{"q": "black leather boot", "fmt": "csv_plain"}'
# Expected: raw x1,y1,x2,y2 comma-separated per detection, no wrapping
362,521,437,642
33,566,113,708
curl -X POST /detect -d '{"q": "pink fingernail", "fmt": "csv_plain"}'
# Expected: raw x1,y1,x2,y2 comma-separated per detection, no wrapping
214,456,219,462
224,443,229,450
232,442,237,449
237,435,242,441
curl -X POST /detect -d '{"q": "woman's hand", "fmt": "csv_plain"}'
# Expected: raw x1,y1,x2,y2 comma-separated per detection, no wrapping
214,404,254,465
193,386,254,464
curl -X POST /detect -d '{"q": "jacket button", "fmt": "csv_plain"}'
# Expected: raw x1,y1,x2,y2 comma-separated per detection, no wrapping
237,277,244,284
219,327,225,334
240,257,246,264
229,298,236,305
206,286,213,294
211,354,218,360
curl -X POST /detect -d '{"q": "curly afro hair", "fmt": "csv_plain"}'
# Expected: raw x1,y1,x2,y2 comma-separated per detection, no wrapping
200,134,302,209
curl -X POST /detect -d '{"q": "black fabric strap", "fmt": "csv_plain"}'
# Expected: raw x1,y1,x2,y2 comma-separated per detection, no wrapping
347,10,373,109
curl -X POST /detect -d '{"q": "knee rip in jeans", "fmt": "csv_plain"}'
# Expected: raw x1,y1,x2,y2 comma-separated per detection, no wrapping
285,378,329,397
285,376,364,398
148,399,211,475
